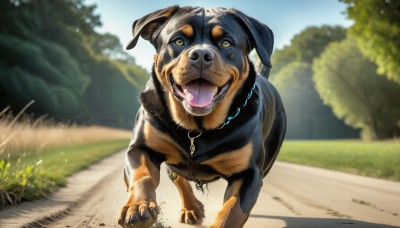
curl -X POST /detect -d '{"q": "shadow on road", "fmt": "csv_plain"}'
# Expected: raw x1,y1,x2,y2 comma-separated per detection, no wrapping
250,214,398,228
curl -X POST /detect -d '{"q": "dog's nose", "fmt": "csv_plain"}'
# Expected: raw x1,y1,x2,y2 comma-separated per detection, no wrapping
188,48,215,68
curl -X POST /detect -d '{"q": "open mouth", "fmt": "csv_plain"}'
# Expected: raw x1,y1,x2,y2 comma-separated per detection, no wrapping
171,76,230,110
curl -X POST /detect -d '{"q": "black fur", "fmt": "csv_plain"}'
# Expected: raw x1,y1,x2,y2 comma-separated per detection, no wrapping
120,6,286,227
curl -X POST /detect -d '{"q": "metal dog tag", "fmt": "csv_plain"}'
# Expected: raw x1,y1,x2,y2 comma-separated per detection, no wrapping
188,130,202,155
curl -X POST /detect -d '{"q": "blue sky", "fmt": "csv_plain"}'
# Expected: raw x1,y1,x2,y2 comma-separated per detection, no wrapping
88,0,352,70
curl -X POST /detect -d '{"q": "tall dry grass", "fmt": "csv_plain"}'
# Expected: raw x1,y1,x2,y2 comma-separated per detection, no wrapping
0,102,132,208
0,103,131,158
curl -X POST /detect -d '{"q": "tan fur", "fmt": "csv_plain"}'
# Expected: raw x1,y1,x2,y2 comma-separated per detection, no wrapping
211,26,224,39
120,153,159,226
125,153,159,206
203,58,250,129
155,46,250,130
182,24,194,37
172,175,205,223
211,196,237,228
143,121,184,164
211,179,248,228
132,154,159,185
201,142,252,176
167,94,199,130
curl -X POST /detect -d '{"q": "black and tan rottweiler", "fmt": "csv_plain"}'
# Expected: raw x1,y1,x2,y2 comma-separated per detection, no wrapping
118,6,286,228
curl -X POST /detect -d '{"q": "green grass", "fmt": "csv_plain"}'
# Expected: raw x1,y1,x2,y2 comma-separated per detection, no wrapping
277,140,400,181
0,139,129,208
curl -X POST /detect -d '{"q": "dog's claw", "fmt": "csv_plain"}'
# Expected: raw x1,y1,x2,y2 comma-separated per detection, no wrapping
117,201,158,228
129,214,140,223
149,207,158,219
179,199,205,225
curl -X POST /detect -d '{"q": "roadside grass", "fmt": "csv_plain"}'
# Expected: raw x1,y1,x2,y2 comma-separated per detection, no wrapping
0,105,131,208
277,140,400,181
0,139,129,208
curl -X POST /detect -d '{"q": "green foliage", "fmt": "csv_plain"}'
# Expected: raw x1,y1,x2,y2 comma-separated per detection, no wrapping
0,139,129,208
93,33,137,64
278,140,400,181
313,38,400,140
0,34,89,114
271,25,346,75
341,0,400,84
0,158,57,208
270,25,357,139
0,0,148,127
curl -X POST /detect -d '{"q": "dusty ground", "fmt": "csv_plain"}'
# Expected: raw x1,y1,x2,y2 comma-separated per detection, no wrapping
1,151,399,228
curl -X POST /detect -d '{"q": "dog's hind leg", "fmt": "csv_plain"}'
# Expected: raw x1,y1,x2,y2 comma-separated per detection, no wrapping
167,167,205,224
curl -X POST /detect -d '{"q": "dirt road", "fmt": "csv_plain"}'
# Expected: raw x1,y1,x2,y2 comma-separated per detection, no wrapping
10,151,400,227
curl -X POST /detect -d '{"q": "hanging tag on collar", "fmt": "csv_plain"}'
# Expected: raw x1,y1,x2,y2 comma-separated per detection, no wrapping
188,130,202,155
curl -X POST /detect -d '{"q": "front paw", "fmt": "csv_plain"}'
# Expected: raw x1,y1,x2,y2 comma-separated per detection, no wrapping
179,199,205,224
118,200,158,228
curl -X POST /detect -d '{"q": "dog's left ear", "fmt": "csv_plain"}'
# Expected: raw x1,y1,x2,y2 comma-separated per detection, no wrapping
232,11,274,68
126,6,179,50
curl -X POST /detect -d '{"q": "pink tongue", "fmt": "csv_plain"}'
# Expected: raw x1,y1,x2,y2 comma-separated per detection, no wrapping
182,81,217,108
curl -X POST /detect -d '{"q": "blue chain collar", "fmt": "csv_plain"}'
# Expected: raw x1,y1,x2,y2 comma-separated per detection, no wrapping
218,83,256,129
186,82,256,155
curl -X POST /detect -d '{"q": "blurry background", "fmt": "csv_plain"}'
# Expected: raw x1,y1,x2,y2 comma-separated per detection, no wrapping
1,0,399,140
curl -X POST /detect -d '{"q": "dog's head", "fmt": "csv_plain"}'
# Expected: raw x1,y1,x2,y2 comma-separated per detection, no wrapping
127,6,273,129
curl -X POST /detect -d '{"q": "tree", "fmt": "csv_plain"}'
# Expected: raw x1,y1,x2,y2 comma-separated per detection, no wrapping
0,0,149,128
268,25,357,139
313,38,400,140
93,33,136,63
0,0,92,115
0,33,89,115
270,25,346,77
341,0,400,84
273,62,358,139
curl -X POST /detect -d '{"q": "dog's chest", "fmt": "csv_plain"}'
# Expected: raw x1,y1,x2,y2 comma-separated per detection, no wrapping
167,141,252,182
143,120,254,179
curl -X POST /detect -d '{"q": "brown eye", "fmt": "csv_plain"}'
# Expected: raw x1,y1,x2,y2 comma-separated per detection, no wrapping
221,40,232,48
174,38,185,46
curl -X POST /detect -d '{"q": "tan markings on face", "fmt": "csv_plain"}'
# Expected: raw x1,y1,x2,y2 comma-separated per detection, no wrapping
170,51,194,86
143,121,183,164
200,142,252,176
167,93,198,130
156,53,180,92
154,50,198,129
211,25,224,39
181,24,194,37
171,47,229,88
156,45,249,130
203,57,250,129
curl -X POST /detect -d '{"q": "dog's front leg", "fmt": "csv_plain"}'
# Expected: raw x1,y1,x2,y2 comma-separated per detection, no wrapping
211,169,262,228
118,149,160,228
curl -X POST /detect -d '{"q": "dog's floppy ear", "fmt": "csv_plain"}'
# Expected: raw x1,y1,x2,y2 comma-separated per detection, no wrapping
126,6,179,50
232,10,274,68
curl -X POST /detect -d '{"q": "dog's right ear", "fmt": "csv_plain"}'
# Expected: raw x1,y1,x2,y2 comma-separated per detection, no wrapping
126,6,179,50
